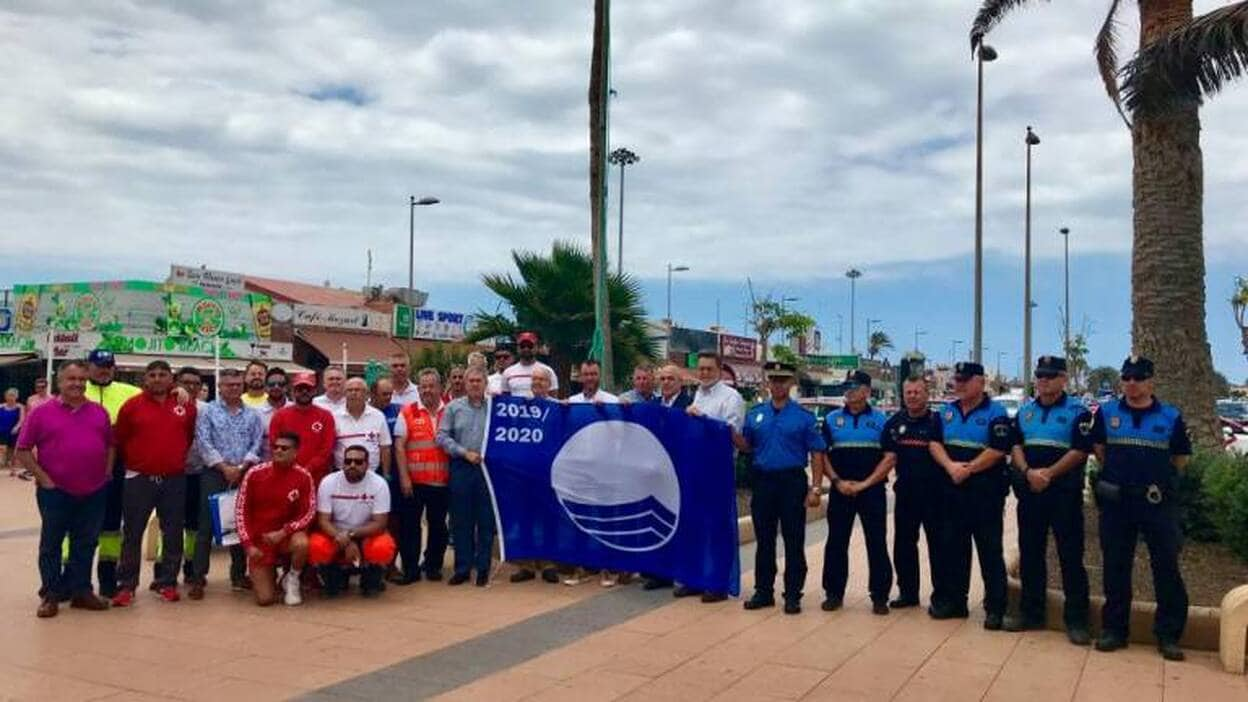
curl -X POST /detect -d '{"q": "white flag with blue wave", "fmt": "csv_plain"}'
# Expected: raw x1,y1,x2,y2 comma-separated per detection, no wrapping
483,396,740,595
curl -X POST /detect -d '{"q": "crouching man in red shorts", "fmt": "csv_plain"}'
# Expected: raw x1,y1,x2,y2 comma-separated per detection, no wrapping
235,431,316,606
308,444,395,598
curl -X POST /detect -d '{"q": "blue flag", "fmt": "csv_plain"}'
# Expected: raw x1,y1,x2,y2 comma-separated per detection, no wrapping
483,396,740,596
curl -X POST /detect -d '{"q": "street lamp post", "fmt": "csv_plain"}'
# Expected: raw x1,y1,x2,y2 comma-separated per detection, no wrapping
1059,226,1071,357
835,313,844,354
666,263,690,324
608,147,639,276
914,326,927,353
846,268,862,355
973,44,998,365
951,339,964,364
997,350,1007,380
408,195,440,350
1024,126,1040,392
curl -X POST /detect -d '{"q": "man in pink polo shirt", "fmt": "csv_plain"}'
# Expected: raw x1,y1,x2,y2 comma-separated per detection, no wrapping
16,360,114,618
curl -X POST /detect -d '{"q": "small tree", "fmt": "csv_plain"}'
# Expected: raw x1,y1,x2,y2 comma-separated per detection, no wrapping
867,330,893,360
1087,366,1121,397
750,296,815,363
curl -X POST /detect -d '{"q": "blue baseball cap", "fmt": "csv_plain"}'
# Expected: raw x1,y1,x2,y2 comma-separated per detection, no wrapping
87,349,115,367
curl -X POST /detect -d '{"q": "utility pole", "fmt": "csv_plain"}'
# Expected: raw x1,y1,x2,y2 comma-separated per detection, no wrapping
846,268,862,355
1023,126,1040,393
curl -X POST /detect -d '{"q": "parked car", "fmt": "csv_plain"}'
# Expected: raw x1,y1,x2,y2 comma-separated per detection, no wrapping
798,396,843,429
1223,417,1248,455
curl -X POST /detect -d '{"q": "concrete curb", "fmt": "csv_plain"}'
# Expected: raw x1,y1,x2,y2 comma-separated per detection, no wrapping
1004,549,1221,652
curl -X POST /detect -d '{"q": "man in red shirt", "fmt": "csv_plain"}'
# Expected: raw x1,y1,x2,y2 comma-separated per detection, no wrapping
268,372,336,485
235,431,316,606
111,360,197,607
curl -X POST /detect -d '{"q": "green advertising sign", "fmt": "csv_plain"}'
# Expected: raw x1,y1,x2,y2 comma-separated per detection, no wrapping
392,305,472,342
806,354,860,370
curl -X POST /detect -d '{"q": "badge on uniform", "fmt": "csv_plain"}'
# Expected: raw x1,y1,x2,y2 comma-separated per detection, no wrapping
754,412,764,424
835,416,845,428
1109,416,1121,429
898,424,907,435
1024,410,1034,421
944,411,954,421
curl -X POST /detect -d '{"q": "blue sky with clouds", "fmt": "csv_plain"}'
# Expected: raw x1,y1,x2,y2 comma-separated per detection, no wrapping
1,1,1244,381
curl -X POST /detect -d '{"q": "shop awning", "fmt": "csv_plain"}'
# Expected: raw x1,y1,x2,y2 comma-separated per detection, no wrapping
296,329,405,368
0,353,38,367
112,354,313,374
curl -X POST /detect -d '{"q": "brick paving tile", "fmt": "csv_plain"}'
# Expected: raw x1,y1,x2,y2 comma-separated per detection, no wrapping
715,662,829,700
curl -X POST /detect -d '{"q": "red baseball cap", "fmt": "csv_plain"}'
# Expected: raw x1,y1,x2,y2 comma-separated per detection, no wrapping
517,331,539,345
291,371,317,388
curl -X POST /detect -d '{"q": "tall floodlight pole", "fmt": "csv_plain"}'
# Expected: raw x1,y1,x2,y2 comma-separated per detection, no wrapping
609,147,639,276
1023,126,1041,392
846,268,862,355
973,44,998,364
408,196,440,351
666,263,690,323
1060,226,1071,357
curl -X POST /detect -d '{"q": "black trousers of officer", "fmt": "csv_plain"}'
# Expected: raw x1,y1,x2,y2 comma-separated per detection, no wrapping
893,484,948,606
823,485,892,604
1016,485,1089,626
944,481,1007,615
1099,496,1188,642
398,483,450,577
750,468,808,602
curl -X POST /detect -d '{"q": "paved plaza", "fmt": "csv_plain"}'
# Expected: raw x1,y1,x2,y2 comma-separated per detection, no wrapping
0,478,1243,701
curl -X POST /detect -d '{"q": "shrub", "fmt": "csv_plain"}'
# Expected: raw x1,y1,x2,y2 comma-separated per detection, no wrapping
1178,452,1221,543
1202,451,1248,561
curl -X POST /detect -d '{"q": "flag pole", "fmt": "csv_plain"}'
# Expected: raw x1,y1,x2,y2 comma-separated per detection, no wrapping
44,329,54,387
589,0,615,389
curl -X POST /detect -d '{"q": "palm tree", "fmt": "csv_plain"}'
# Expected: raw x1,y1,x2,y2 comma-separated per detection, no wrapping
970,1,1248,447
867,330,894,360
750,296,815,363
1233,276,1248,358
465,241,656,390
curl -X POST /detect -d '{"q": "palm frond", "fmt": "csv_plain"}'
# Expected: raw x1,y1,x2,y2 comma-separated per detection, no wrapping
1121,1,1248,116
1095,0,1133,129
970,0,1046,50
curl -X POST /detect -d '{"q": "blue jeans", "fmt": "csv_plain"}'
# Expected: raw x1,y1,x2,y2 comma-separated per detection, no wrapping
37,486,107,599
449,460,495,577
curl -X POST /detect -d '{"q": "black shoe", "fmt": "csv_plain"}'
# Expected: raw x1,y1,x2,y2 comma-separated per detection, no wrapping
509,569,536,583
1157,640,1185,661
448,572,470,586
821,597,843,612
700,592,726,603
541,568,561,584
784,600,801,615
1066,624,1091,646
642,578,672,591
359,566,384,597
872,601,890,616
984,613,1004,631
475,572,488,587
1003,615,1043,632
1095,632,1128,652
424,569,443,582
928,604,970,620
888,597,919,609
393,572,421,586
743,594,775,610
673,585,701,598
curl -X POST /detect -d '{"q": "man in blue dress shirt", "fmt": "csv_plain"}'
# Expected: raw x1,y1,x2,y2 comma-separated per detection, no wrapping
740,362,827,614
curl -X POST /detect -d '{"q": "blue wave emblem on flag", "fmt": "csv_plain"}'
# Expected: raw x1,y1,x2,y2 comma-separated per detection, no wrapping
550,420,681,552
560,496,678,551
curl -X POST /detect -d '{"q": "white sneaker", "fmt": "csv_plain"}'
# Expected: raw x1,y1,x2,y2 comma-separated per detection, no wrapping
563,568,587,586
282,570,302,606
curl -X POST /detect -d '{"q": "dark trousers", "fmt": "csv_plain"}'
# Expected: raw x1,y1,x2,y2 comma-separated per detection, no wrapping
190,469,246,585
37,486,107,599
398,483,450,577
824,485,892,604
117,474,186,591
154,472,200,583
944,485,1007,615
750,468,808,602
449,460,495,577
97,465,125,596
1017,486,1089,625
1099,497,1188,642
893,485,948,606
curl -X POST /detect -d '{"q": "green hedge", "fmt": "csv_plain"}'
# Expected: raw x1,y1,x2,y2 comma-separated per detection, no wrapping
1199,451,1248,560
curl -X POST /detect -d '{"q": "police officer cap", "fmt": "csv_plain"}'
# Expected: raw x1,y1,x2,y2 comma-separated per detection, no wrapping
494,336,516,352
845,370,872,388
87,349,115,367
763,361,797,379
1035,355,1068,375
1120,354,1154,379
953,361,985,380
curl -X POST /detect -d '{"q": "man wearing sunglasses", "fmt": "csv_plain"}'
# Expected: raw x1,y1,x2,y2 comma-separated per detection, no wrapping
1090,355,1191,661
309,445,395,598
1004,356,1094,645
235,432,315,606
487,339,515,396
269,372,337,486
256,367,290,452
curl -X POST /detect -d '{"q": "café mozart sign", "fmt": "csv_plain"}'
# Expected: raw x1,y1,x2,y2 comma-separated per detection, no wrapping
293,304,390,334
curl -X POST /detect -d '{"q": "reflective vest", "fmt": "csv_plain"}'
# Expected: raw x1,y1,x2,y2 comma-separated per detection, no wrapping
400,402,449,486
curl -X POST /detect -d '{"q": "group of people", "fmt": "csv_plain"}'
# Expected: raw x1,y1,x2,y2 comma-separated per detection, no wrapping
739,353,1192,663
13,333,1194,661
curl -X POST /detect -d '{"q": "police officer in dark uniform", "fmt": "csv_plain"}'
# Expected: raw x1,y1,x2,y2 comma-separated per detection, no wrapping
819,370,893,615
1003,356,1094,644
929,361,1013,629
741,362,827,615
1090,355,1192,661
881,374,949,611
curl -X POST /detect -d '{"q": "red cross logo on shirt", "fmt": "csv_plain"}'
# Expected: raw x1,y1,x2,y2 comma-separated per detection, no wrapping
311,421,324,432
173,405,187,417
287,489,300,502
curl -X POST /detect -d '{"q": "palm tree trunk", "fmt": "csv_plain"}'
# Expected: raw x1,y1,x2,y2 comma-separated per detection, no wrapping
1132,0,1220,447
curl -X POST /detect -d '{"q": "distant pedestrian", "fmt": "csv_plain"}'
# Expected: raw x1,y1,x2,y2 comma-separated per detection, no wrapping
2,387,26,476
